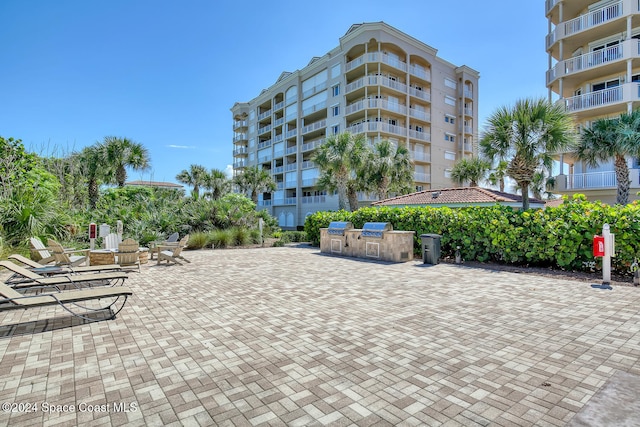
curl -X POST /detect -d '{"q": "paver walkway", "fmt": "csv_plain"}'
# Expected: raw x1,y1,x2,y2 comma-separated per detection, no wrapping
0,246,639,426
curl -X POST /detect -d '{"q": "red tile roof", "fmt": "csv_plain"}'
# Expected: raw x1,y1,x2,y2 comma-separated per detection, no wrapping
125,180,184,189
371,187,545,207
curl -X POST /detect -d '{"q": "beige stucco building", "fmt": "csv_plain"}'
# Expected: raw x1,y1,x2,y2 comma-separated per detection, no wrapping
547,0,640,203
231,22,479,229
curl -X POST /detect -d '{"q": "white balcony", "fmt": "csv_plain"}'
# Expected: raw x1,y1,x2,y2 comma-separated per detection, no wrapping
464,107,473,117
301,138,325,152
258,124,272,135
285,162,297,171
233,160,246,169
273,101,285,111
408,129,431,142
233,134,248,143
257,200,273,207
258,109,272,120
233,120,247,130
555,169,640,191
547,39,640,86
562,83,640,114
414,172,431,183
345,51,407,73
257,139,272,149
409,87,430,102
345,98,407,116
286,146,297,155
409,108,430,122
233,147,248,156
301,160,315,169
409,64,431,81
301,195,326,204
411,151,431,163
285,129,297,138
347,121,407,137
302,100,327,117
545,0,559,15
546,1,626,49
301,177,319,187
301,119,326,134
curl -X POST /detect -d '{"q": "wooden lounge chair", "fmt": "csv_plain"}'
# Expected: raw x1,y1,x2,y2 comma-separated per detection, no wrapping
29,237,55,264
0,281,132,321
117,238,140,272
48,239,90,267
150,232,180,260
0,261,128,290
157,235,191,265
8,254,122,274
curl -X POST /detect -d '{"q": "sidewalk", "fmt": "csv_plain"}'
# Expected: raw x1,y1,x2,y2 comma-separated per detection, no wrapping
0,246,639,426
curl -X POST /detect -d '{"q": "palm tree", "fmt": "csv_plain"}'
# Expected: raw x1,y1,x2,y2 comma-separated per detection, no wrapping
203,168,231,200
233,165,276,204
176,164,208,199
487,159,509,192
480,98,576,210
365,139,414,199
78,145,104,209
101,136,150,187
312,132,368,211
574,110,640,205
450,157,490,187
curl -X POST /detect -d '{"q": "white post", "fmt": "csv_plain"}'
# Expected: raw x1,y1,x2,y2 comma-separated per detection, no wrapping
602,223,612,285
116,220,123,241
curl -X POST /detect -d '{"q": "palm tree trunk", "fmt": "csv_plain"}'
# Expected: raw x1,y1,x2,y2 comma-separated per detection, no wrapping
347,185,359,212
88,178,99,209
521,182,530,210
116,166,127,187
614,154,630,205
499,179,505,192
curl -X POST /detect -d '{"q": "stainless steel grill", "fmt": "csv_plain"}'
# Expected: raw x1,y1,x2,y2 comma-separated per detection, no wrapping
327,221,353,236
361,222,393,238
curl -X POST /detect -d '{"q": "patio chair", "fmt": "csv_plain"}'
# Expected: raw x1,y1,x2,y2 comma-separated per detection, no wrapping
103,233,122,251
0,281,132,321
117,238,140,272
47,239,89,267
29,237,55,264
8,254,122,275
157,235,191,265
149,232,180,260
0,260,128,290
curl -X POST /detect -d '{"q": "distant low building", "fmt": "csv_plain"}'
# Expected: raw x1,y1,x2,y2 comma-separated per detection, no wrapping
124,180,184,189
372,187,545,209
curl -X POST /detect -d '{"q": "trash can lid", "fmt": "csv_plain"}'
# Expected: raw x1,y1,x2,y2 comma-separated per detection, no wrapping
420,233,442,238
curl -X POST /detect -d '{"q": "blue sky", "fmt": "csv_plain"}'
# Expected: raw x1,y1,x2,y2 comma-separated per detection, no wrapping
0,1,548,185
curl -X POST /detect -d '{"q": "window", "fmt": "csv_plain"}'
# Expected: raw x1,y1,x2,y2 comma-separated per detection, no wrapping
332,84,340,96
444,151,456,161
444,78,456,89
388,119,397,126
445,133,455,142
332,124,340,135
416,185,424,192
445,115,455,124
444,169,452,178
445,95,456,106
332,105,340,116
592,79,619,91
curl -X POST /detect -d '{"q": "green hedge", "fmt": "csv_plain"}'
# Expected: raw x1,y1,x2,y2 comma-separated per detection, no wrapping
304,195,640,274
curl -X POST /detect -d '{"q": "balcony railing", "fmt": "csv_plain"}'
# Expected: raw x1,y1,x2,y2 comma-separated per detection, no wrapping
257,200,273,207
302,138,325,152
464,107,473,116
301,119,326,134
285,163,297,171
409,87,430,102
301,160,315,169
273,166,284,174
345,51,408,73
233,147,248,156
301,177,319,187
545,0,559,14
258,124,272,135
286,146,297,154
464,89,473,99
257,139,272,149
547,40,639,85
301,195,326,204
566,171,617,189
285,129,297,138
347,121,407,137
258,109,272,120
411,151,431,163
408,129,431,142
233,160,246,169
273,101,285,111
233,134,248,143
562,83,640,113
409,108,430,122
409,64,431,81
233,120,247,129
414,172,431,183
546,1,624,48
345,98,407,116
302,100,327,116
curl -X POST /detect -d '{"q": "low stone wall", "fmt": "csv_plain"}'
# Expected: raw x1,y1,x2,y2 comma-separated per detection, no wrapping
320,228,415,262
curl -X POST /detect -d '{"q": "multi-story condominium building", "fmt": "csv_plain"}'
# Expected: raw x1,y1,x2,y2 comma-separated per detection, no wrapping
231,22,479,229
547,0,640,203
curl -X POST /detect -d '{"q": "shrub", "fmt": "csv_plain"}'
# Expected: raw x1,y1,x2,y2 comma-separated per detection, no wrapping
249,228,262,244
187,232,209,250
230,227,251,246
210,229,232,248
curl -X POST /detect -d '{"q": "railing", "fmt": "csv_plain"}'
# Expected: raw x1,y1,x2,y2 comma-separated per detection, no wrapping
564,86,624,112
258,109,271,120
285,197,297,205
464,107,473,116
273,166,284,174
257,139,272,149
233,160,246,168
409,87,430,102
273,101,285,111
302,138,325,152
302,100,326,117
357,192,379,201
463,125,473,134
459,142,473,152
411,151,431,163
547,1,624,48
346,98,407,115
409,108,430,122
257,200,272,207
302,81,327,99
345,51,408,73
286,146,297,154
274,134,284,143
233,120,247,129
285,129,297,138
545,0,559,14
233,147,248,156
233,134,248,143
301,177,319,187
285,180,297,188
347,121,407,137
566,171,617,189
408,129,431,142
258,155,272,163
301,119,326,134
258,124,272,135
276,182,284,190
285,162,297,171
547,41,637,84
301,160,315,169
409,64,431,81
302,195,326,204
273,117,285,127
273,150,284,158
464,89,473,99
414,172,431,183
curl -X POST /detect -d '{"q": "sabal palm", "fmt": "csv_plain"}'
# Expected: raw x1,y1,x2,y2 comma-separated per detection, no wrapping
487,159,509,192
450,157,490,187
102,136,150,187
480,98,576,210
232,165,276,204
176,164,208,199
574,110,640,205
78,145,105,209
367,139,414,199
203,168,231,200
312,132,367,211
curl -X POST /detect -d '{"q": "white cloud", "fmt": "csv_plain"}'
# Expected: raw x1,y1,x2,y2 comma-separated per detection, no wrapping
166,144,196,149
225,164,233,178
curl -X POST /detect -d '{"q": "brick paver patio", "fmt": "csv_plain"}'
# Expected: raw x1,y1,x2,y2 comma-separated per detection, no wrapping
0,246,639,426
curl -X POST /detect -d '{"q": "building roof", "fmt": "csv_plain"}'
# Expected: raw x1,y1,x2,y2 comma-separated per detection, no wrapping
371,187,545,208
124,180,184,189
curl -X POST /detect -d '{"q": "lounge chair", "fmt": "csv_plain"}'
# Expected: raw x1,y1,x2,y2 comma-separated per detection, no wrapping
48,239,90,267
8,254,122,274
150,232,180,260
0,261,128,290
117,238,140,272
103,233,122,251
29,237,55,264
0,281,132,321
157,235,191,265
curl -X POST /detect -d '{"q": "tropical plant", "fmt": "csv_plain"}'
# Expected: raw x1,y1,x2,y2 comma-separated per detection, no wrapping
176,164,208,199
0,136,37,198
203,168,231,200
573,110,640,205
312,132,368,211
487,160,509,192
101,136,151,187
480,98,576,210
232,165,276,204
450,157,490,187
365,139,414,199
